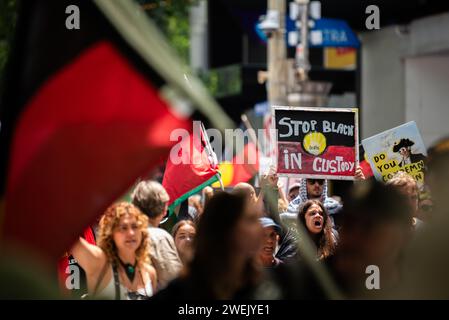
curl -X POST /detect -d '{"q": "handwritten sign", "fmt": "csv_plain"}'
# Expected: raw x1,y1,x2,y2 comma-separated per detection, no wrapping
273,106,359,180
362,121,427,186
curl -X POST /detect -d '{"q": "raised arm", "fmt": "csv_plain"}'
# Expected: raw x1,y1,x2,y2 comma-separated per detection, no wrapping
259,172,281,225
71,237,106,276
277,182,289,206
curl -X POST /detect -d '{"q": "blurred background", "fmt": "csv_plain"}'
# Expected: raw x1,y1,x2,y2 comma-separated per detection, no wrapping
2,0,449,236
1,0,449,295
2,0,449,144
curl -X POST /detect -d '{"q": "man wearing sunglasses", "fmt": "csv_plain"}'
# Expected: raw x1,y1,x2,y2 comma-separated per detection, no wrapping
306,179,326,200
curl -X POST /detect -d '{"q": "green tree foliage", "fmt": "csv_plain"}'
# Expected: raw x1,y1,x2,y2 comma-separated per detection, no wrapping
0,0,193,80
138,0,195,64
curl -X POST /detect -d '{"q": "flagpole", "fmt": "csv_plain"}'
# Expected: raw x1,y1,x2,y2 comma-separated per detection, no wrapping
241,114,263,152
216,173,225,191
200,121,219,168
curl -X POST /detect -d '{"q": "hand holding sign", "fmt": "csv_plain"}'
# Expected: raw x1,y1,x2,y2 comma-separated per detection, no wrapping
261,165,279,189
355,166,365,181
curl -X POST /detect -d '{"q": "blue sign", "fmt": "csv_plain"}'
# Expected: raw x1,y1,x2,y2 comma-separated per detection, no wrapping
254,101,269,116
255,17,360,48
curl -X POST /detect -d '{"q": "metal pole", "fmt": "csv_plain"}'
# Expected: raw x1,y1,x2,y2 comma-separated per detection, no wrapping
296,0,311,81
216,173,225,191
267,0,287,106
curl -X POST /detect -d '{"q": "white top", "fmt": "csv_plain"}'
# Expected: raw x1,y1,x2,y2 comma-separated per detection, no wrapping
96,267,153,300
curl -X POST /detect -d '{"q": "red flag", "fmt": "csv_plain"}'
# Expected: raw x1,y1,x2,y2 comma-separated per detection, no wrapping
230,141,260,186
57,227,96,296
359,145,374,178
163,123,219,212
359,159,374,178
0,1,190,260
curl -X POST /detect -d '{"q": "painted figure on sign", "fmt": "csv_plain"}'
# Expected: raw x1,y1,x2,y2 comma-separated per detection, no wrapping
393,138,426,167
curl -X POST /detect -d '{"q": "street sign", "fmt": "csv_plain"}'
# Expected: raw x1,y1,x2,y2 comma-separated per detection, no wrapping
255,17,360,48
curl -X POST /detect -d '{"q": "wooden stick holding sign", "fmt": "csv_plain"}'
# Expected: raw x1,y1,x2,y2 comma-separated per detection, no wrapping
272,106,359,180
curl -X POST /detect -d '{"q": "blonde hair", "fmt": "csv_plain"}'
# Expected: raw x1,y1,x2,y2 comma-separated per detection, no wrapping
387,171,418,192
97,202,150,268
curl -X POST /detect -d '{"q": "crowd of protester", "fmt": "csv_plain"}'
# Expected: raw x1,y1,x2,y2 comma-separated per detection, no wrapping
53,136,449,300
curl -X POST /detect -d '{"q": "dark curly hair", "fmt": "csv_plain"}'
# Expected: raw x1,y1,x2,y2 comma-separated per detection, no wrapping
298,199,336,260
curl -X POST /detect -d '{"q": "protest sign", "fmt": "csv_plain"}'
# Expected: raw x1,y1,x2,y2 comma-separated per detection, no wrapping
362,121,427,186
273,106,359,180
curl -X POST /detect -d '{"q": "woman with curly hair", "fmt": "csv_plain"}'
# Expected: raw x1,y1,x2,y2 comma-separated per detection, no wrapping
71,202,157,300
298,199,337,260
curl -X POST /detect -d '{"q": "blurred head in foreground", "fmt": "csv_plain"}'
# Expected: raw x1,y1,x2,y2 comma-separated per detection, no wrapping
386,171,420,227
392,136,449,299
333,180,413,296
187,191,263,298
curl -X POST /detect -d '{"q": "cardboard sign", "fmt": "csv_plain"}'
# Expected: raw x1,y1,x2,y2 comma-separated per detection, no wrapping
273,106,359,180
362,121,427,186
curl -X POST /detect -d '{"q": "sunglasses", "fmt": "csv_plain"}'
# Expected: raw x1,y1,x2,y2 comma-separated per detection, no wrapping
308,179,324,186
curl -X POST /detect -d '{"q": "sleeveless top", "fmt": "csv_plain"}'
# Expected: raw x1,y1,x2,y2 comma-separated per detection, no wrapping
96,264,153,300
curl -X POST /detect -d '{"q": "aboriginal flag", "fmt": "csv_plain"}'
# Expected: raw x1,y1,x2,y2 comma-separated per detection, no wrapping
162,122,220,214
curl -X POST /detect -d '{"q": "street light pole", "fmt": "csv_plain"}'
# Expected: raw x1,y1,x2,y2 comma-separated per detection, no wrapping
267,0,288,107
295,0,311,81
288,0,332,107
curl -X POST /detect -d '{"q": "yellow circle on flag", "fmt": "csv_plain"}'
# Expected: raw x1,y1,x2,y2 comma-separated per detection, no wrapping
212,161,234,187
